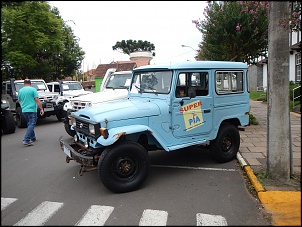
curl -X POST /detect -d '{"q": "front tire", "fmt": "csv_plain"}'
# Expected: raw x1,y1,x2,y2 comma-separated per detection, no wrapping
1,109,16,134
98,141,149,193
64,122,76,137
16,106,27,128
210,123,240,163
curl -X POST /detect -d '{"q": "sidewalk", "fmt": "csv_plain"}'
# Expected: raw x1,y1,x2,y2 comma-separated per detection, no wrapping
237,100,301,226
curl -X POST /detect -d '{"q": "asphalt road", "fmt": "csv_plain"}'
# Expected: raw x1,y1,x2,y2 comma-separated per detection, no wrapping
1,116,271,226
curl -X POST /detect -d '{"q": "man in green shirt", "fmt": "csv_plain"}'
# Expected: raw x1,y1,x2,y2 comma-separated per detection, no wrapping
18,79,44,146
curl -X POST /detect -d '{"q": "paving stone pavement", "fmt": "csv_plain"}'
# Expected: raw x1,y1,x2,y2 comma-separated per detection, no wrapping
239,100,301,187
237,99,301,226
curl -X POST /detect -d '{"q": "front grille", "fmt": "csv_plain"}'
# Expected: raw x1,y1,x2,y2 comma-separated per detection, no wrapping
74,118,101,139
76,120,89,131
39,96,54,102
72,101,91,110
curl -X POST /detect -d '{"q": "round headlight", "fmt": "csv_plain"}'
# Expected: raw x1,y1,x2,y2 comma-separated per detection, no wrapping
71,117,76,126
89,124,95,134
84,140,89,148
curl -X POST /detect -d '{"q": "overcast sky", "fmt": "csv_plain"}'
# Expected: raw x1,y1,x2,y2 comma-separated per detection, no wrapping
49,1,207,71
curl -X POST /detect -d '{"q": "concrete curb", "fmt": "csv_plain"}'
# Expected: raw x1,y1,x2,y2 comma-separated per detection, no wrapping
237,152,265,193
237,152,301,226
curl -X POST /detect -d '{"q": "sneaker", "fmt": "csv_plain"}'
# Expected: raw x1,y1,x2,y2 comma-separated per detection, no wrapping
23,141,34,146
30,139,36,143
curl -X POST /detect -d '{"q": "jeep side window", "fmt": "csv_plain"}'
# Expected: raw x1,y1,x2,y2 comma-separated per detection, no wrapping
191,72,209,96
54,84,60,92
215,71,244,94
175,72,209,97
3,83,7,94
176,73,187,97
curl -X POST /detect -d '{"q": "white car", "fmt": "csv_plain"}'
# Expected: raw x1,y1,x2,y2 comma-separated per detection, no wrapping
2,78,60,127
47,80,93,120
63,69,132,136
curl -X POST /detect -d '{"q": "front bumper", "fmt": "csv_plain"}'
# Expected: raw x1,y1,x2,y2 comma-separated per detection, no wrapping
59,137,96,167
42,101,56,112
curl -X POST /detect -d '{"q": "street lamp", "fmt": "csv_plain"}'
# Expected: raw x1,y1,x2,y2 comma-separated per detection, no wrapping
181,44,198,54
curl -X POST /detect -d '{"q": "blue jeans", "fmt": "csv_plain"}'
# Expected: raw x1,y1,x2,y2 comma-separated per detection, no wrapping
22,112,37,142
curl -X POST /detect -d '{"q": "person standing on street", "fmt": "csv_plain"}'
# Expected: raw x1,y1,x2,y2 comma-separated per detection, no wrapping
18,79,44,146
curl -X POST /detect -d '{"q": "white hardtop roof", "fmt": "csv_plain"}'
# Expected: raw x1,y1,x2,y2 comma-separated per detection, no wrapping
112,71,132,75
14,79,46,83
47,81,81,84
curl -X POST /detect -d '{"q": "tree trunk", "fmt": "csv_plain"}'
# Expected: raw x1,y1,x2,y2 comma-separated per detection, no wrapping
267,1,290,182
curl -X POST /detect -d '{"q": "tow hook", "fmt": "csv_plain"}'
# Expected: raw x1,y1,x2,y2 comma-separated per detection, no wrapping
78,165,98,176
66,156,72,163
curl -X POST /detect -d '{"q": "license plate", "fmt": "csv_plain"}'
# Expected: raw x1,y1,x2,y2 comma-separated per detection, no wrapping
63,145,71,157
44,107,54,111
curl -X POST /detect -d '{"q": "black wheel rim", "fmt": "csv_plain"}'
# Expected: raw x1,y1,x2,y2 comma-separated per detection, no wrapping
112,156,138,178
222,135,232,153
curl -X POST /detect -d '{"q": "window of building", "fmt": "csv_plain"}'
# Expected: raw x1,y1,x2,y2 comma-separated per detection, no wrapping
296,53,301,82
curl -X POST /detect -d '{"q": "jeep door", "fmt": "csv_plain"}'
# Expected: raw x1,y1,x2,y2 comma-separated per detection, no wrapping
172,71,213,138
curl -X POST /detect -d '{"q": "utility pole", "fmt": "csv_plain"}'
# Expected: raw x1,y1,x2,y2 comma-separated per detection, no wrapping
267,1,290,182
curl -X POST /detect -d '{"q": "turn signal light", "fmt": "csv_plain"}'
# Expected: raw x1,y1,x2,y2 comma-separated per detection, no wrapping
100,128,109,139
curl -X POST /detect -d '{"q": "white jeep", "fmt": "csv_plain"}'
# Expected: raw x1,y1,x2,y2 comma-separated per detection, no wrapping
63,69,132,136
2,78,60,127
47,80,93,120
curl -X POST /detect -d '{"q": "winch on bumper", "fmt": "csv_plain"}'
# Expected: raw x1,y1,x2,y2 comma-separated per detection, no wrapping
59,136,100,175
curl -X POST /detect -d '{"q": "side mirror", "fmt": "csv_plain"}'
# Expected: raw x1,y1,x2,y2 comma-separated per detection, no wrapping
188,87,196,98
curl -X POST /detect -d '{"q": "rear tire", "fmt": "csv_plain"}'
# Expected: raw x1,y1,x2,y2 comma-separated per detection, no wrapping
1,109,16,134
16,106,27,128
210,123,240,163
98,141,149,193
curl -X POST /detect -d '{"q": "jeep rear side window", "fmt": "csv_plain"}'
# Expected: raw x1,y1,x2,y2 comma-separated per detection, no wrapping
215,71,244,94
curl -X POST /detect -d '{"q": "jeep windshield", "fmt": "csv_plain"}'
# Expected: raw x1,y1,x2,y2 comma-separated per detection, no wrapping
15,81,48,92
106,73,132,89
130,71,172,94
62,82,83,91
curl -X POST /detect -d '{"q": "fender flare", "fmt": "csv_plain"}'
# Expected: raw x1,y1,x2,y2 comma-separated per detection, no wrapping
97,125,157,147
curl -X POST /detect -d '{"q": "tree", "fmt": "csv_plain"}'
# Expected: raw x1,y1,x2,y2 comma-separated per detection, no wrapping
193,1,300,64
192,1,269,65
112,40,156,56
267,1,291,182
1,1,85,81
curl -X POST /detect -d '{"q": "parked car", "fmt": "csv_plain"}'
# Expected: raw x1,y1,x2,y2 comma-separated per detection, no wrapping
1,100,16,134
60,61,250,193
2,78,60,127
63,69,132,136
47,80,93,120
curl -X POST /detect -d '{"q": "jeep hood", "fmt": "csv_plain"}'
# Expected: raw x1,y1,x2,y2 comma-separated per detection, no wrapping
74,99,160,122
63,90,92,97
70,89,128,103
37,91,58,98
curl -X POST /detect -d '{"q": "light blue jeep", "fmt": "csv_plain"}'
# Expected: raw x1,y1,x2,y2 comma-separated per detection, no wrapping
60,61,250,193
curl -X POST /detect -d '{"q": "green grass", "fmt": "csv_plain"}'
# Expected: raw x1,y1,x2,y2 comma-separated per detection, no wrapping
249,90,267,102
249,89,300,112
